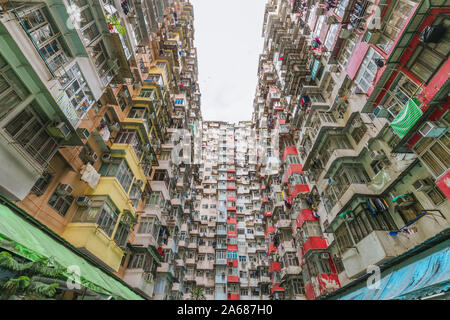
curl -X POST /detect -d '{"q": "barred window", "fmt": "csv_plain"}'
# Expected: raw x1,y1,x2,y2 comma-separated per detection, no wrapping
4,105,58,166
48,184,74,217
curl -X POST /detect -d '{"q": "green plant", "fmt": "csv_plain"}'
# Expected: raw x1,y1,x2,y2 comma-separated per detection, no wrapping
104,14,126,35
0,251,62,300
189,286,206,300
2,276,59,300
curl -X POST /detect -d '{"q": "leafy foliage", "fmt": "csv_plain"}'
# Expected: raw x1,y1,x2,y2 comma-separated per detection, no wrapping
0,251,61,300
189,286,206,300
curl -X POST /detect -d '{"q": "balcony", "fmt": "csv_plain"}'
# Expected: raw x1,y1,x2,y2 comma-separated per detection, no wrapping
133,229,158,248
280,265,302,279
123,269,154,298
198,246,215,254
342,230,425,279
215,274,227,284
217,228,227,236
187,241,197,249
216,257,227,265
227,293,240,300
62,222,124,272
215,292,227,300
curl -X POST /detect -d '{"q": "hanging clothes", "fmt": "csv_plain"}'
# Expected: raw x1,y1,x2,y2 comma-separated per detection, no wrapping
366,199,376,215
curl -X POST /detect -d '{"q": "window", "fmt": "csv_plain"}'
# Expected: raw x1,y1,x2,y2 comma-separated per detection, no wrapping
71,0,100,45
0,54,30,119
414,133,450,178
324,24,339,50
18,5,70,73
355,47,383,93
379,72,421,120
48,185,74,216
31,171,53,196
129,183,142,209
72,196,123,238
397,202,424,224
292,278,305,295
89,40,115,86
147,191,164,207
115,129,144,160
100,158,134,192
4,105,58,166
139,89,155,99
128,253,147,269
334,201,396,251
313,15,325,39
377,0,418,53
338,34,357,68
138,217,155,234
426,186,446,206
227,251,237,259
57,63,94,118
405,15,450,83
335,0,349,17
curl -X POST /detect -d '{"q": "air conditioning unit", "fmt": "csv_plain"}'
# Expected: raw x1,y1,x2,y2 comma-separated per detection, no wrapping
56,184,73,196
76,196,92,207
373,106,390,118
135,179,145,188
87,151,98,162
418,121,447,138
102,153,112,163
76,128,90,139
366,31,381,44
47,122,71,139
370,150,386,161
327,64,339,73
109,123,121,132
413,178,434,192
320,253,330,260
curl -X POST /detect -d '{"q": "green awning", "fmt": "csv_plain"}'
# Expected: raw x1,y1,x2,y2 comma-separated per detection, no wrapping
147,246,162,266
0,200,144,300
390,98,422,138
392,193,411,203
338,210,352,219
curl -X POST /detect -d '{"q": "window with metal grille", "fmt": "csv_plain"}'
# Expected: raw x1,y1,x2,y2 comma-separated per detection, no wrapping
48,184,74,217
405,15,450,83
4,105,58,166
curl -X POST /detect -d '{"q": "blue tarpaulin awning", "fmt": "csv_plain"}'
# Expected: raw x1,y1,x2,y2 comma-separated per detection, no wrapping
337,238,450,300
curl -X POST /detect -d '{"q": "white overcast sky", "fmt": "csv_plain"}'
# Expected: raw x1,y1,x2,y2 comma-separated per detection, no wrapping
190,0,266,123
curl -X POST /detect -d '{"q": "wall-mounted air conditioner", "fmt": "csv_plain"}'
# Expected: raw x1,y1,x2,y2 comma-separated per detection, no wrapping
419,121,447,138
370,150,386,161
320,253,330,260
373,106,390,118
87,151,98,163
77,196,92,207
413,178,434,192
102,153,112,163
47,122,71,139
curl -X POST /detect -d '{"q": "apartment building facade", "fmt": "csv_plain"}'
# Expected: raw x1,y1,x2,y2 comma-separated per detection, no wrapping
252,0,449,300
0,0,204,300
0,0,448,301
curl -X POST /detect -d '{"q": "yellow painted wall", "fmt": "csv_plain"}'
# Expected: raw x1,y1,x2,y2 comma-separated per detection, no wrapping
62,222,124,272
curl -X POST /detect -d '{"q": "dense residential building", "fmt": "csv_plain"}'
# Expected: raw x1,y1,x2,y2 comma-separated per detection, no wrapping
0,0,448,301
253,0,450,300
